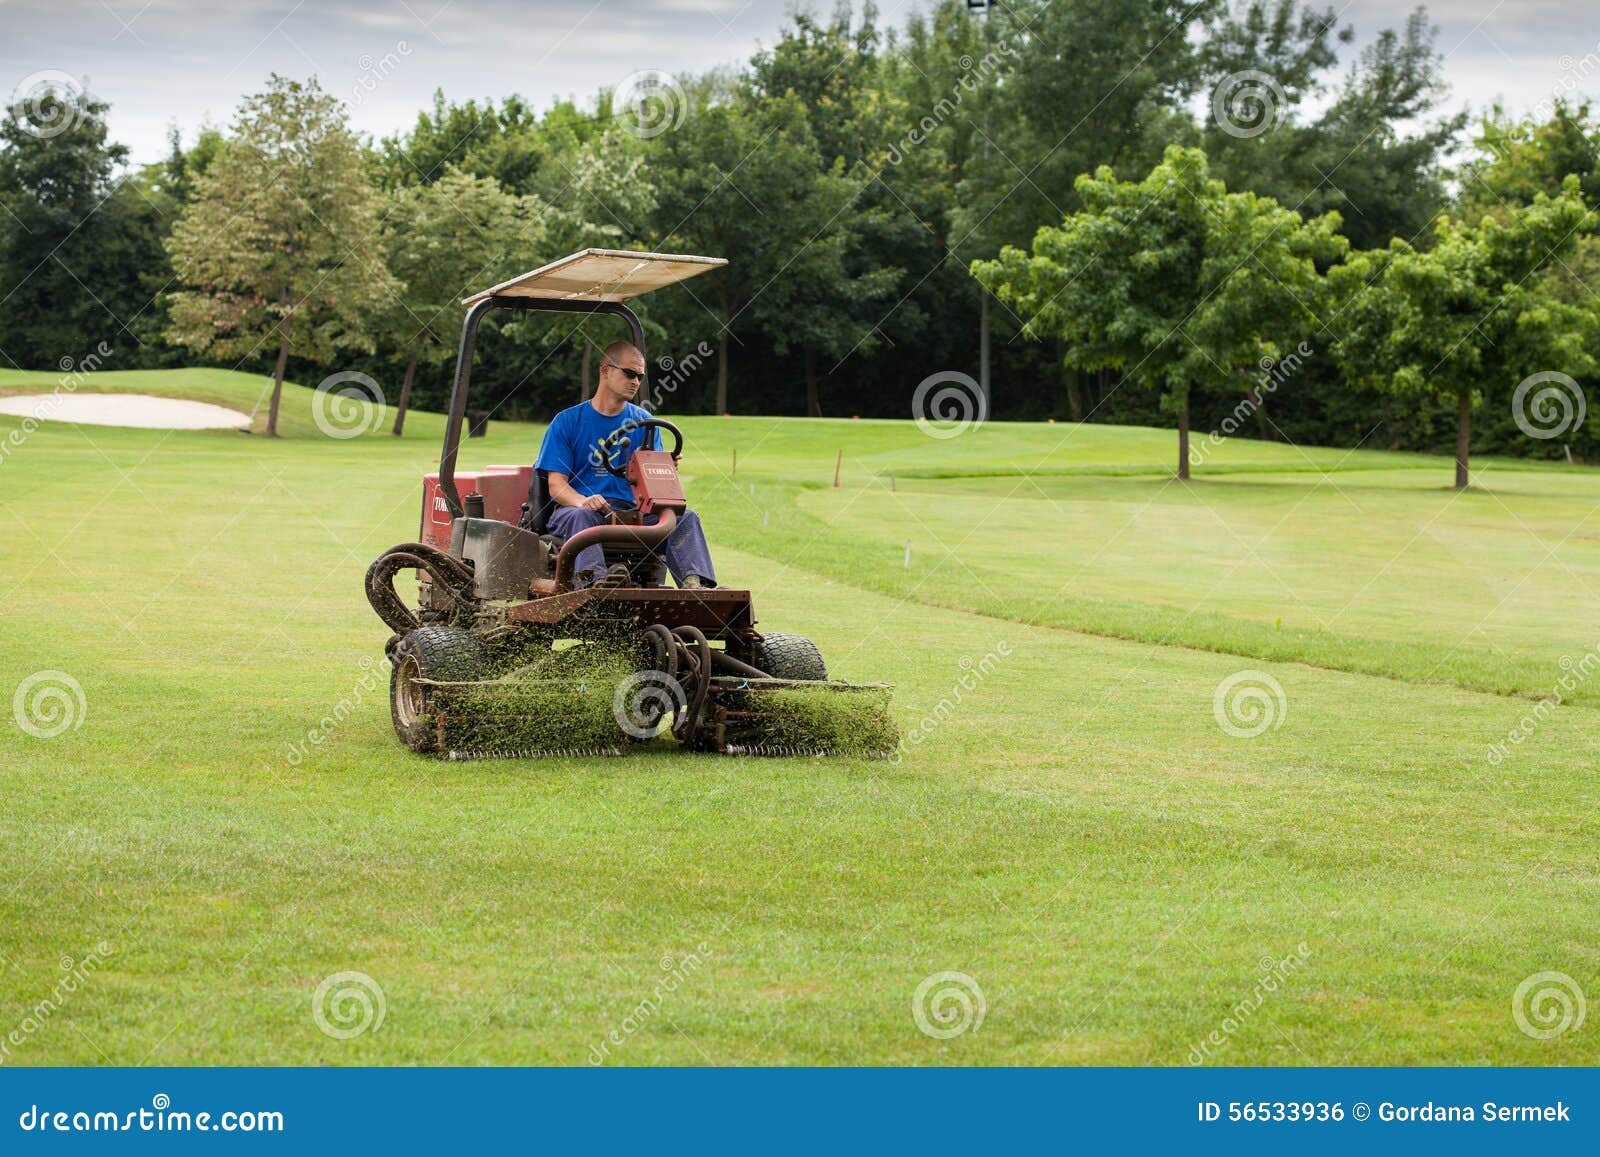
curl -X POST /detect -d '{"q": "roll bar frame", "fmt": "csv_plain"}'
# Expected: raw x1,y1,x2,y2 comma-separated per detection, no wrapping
437,296,646,520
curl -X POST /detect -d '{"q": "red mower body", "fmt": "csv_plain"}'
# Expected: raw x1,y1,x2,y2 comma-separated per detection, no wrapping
420,465,530,550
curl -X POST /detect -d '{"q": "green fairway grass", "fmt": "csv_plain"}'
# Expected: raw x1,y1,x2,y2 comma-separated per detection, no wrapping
0,368,1595,1065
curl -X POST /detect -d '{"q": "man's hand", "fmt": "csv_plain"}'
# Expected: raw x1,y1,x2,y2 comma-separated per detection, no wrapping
548,472,612,515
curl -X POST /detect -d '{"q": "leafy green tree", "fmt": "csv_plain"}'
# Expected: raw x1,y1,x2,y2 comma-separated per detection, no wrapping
381,167,543,434
956,0,1215,256
165,76,396,436
1459,99,1600,220
746,4,902,414
1330,181,1595,488
652,91,869,414
973,145,1345,477
0,83,134,366
1202,5,1462,251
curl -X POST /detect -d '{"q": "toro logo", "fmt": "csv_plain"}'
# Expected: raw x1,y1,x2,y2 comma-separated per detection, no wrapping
432,494,452,524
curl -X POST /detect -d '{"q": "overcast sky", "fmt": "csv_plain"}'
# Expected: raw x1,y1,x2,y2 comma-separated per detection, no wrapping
3,0,1599,165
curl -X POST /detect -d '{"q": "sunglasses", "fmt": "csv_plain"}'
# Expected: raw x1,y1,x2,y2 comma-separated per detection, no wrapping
603,360,646,384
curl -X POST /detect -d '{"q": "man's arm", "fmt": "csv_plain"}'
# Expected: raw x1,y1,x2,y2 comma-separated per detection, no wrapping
547,472,611,514
536,410,608,514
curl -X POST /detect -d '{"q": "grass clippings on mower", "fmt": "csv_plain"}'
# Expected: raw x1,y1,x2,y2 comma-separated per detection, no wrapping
727,686,900,757
430,645,639,758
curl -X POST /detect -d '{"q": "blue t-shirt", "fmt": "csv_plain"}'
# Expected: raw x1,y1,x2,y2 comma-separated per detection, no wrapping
535,401,661,508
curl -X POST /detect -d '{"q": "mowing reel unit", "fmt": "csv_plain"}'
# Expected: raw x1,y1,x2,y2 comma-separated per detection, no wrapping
362,249,896,760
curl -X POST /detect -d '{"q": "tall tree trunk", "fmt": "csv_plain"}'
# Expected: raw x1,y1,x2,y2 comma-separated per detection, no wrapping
1065,367,1084,421
1254,390,1271,440
392,351,417,436
804,347,821,417
1455,387,1471,490
267,327,289,438
579,344,592,402
1177,384,1191,480
716,330,729,415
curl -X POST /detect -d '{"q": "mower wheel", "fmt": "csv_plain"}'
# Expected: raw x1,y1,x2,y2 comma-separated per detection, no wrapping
390,626,487,754
753,632,827,681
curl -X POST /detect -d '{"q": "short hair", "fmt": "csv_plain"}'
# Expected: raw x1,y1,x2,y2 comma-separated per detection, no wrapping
602,340,643,366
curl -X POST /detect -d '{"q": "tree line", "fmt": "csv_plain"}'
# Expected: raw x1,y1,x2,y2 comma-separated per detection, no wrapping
2,0,1598,480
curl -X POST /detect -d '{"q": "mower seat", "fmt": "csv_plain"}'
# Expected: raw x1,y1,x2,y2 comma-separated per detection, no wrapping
520,468,556,534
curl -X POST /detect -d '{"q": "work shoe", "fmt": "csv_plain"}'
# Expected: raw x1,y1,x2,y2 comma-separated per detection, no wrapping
681,574,708,589
600,563,633,586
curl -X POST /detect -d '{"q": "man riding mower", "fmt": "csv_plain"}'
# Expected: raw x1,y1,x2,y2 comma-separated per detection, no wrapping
361,249,896,759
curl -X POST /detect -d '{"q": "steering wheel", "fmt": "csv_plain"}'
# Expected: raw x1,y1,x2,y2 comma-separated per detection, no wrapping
597,418,684,478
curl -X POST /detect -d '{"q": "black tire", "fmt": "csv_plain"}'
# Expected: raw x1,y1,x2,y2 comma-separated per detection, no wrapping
753,632,827,681
390,626,487,753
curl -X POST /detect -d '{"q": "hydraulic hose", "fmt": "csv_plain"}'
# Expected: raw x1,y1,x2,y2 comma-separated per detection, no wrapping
365,542,477,634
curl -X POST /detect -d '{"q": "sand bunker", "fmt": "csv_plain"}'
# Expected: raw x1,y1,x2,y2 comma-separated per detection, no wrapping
0,393,252,430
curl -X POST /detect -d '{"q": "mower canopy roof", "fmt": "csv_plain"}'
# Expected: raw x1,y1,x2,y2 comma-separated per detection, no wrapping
462,249,727,306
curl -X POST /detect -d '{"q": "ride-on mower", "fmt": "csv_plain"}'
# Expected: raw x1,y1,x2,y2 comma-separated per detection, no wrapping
363,249,896,759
